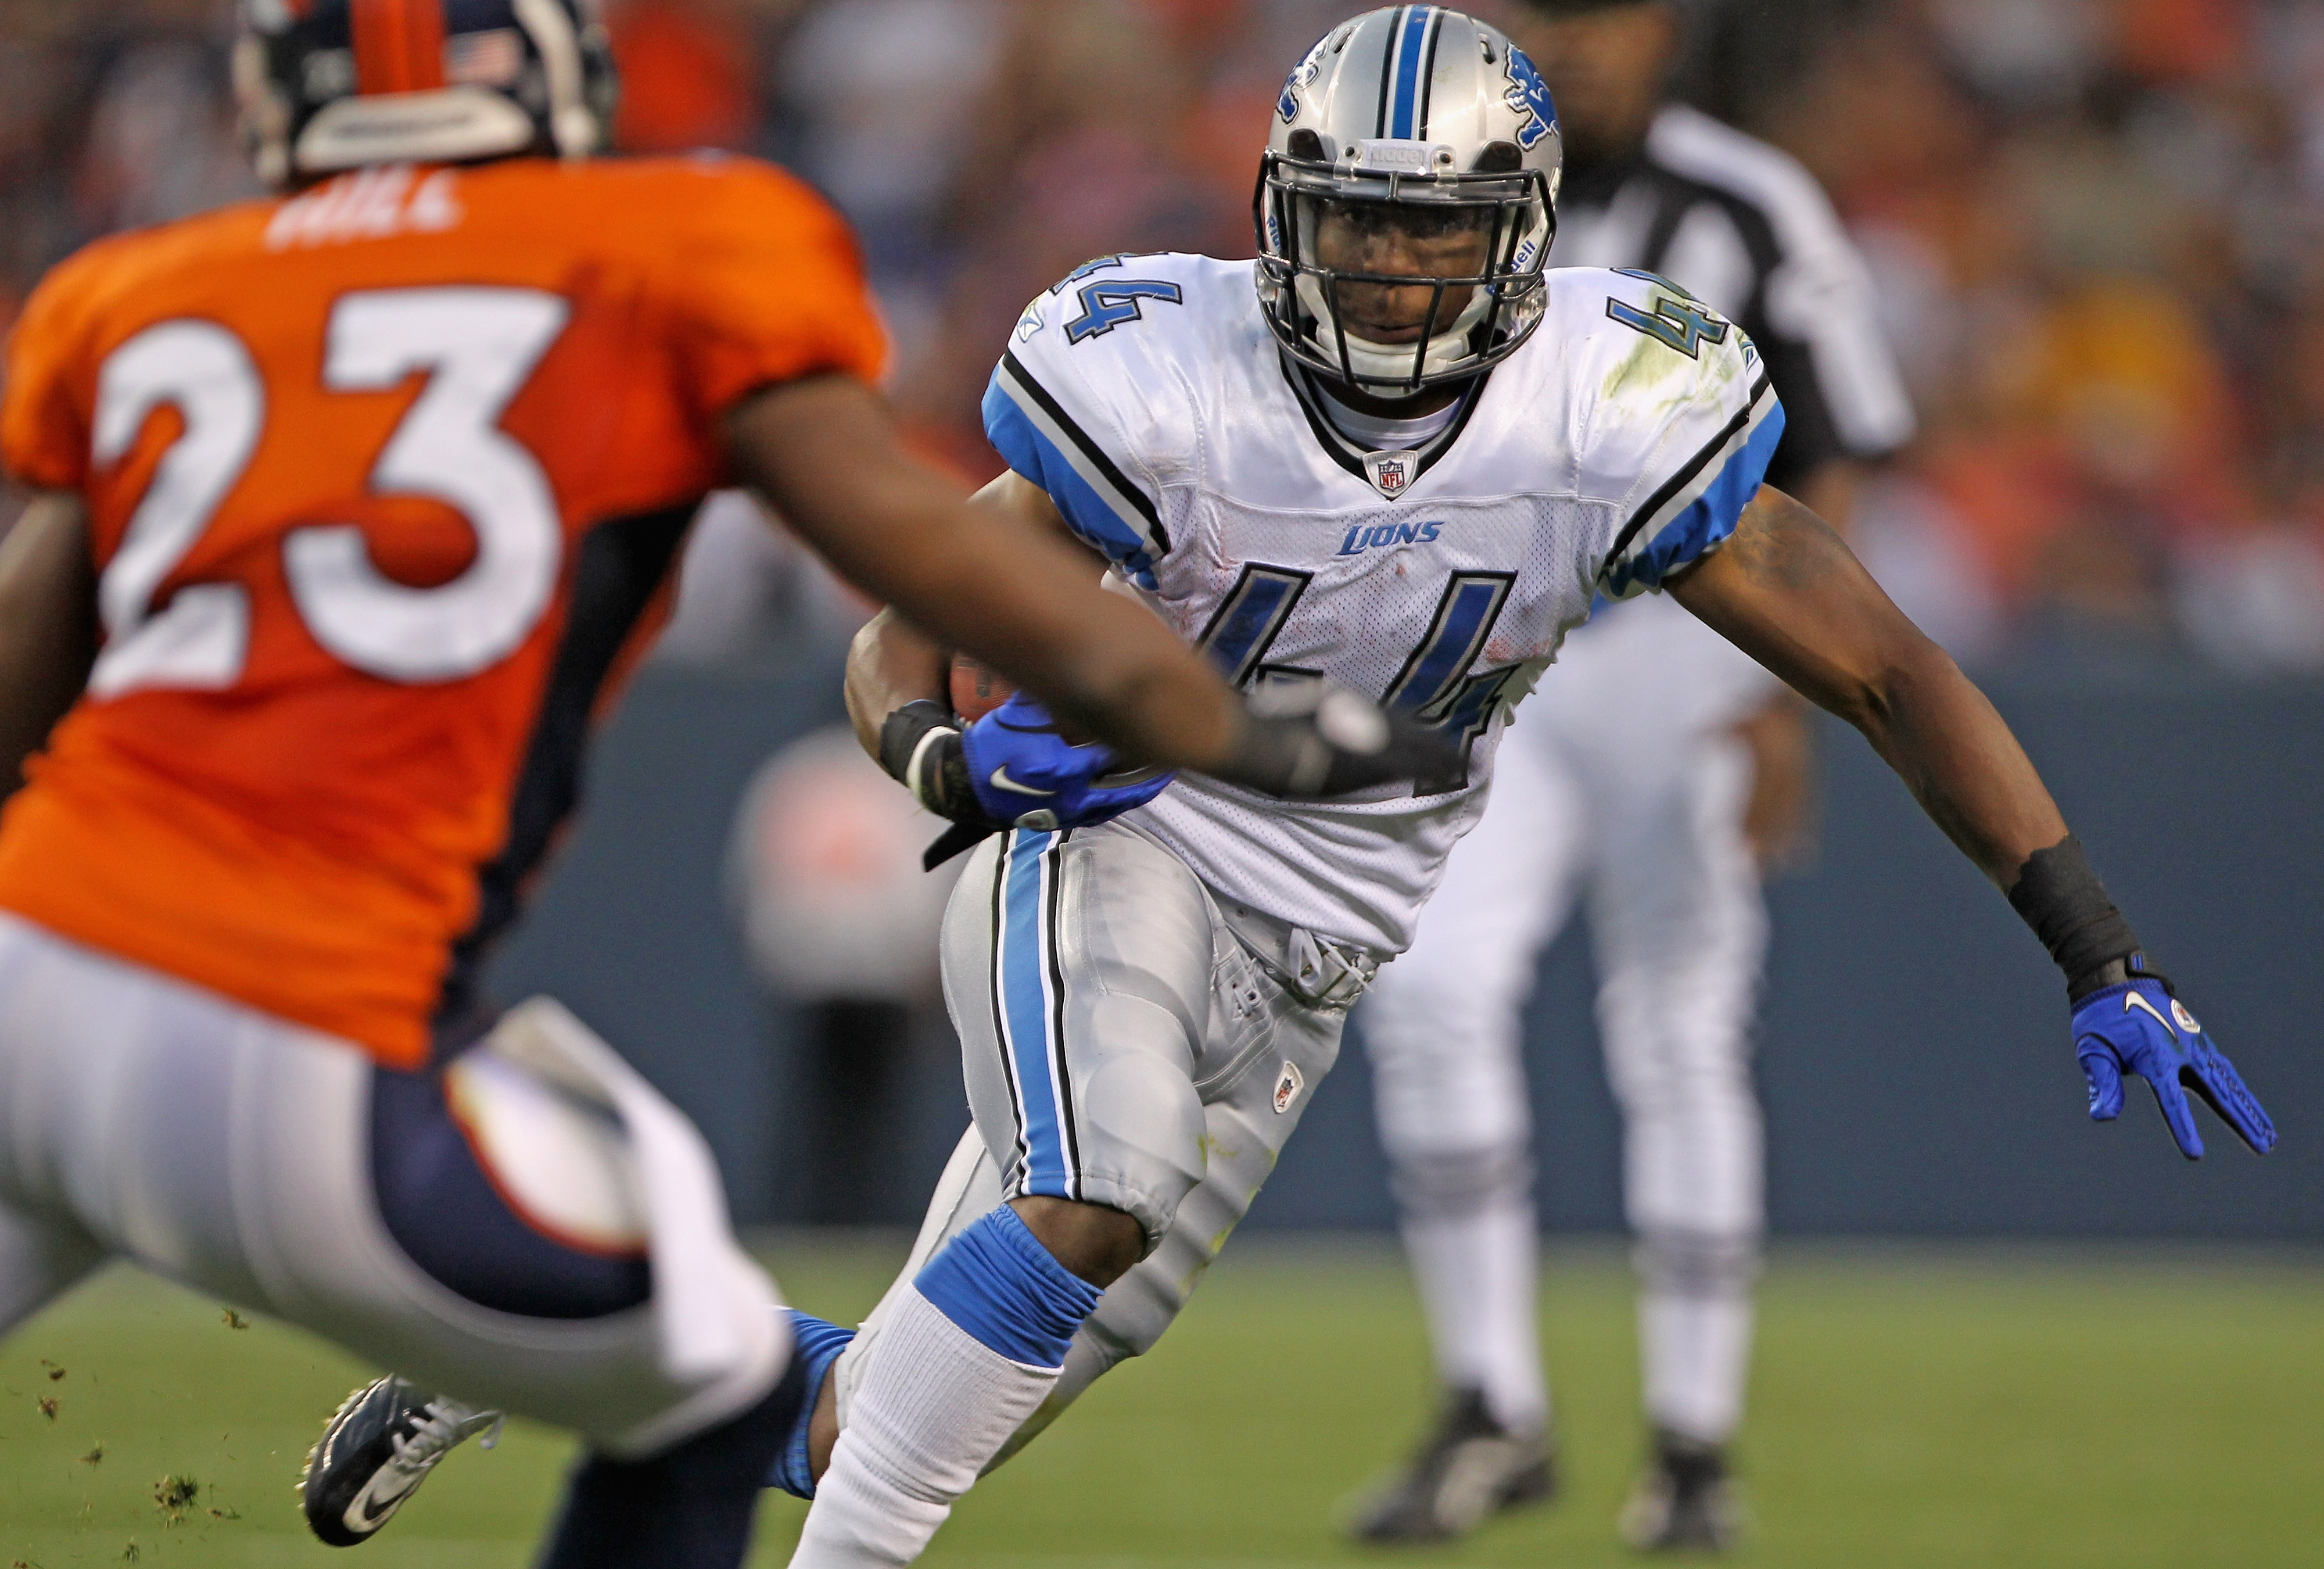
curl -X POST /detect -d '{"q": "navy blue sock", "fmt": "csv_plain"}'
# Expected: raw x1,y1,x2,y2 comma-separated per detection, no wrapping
534,1338,809,1569
766,1311,855,1499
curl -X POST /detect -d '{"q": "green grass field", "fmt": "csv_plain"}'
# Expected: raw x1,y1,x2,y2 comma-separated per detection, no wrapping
3,1237,2319,1568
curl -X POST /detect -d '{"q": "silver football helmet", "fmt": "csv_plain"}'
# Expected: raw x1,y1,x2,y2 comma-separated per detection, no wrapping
1257,7,1562,396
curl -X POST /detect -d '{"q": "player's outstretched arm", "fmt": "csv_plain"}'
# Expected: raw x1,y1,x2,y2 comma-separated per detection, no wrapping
1670,485,2276,1159
1670,486,2060,887
723,391,1455,821
726,376,1240,774
0,492,96,800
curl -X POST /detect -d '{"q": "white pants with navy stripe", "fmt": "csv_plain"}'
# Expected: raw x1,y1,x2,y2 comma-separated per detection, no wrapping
834,819,1351,1458
1362,589,1771,1254
0,912,785,1457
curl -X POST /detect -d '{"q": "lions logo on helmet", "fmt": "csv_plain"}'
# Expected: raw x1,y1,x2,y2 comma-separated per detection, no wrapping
1255,6,1562,396
1502,44,1555,149
235,0,618,188
1277,34,1332,124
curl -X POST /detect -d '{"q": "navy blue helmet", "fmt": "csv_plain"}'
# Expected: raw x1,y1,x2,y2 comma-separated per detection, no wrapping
236,0,617,187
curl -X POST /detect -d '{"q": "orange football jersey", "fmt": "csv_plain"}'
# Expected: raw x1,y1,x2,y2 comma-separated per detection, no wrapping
0,155,885,1068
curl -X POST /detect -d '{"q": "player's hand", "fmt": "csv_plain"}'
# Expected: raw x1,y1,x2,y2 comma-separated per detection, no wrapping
2072,963,2275,1159
1209,681,1465,800
960,691,1176,832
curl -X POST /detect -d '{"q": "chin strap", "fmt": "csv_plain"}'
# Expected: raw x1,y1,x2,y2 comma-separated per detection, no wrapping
1292,271,1495,389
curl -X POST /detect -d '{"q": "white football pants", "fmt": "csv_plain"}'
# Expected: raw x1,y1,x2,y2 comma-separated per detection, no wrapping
0,912,785,1457
1361,593,1772,1444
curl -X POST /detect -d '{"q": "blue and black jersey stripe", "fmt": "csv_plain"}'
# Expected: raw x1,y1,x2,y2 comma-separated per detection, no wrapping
1602,371,1788,597
1608,369,1773,563
984,350,1172,588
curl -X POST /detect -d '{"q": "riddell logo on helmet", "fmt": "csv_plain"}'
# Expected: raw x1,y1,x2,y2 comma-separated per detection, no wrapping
1355,139,1447,172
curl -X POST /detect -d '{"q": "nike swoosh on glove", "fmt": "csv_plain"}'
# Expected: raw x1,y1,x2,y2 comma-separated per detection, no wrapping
960,690,1175,831
2073,967,2276,1159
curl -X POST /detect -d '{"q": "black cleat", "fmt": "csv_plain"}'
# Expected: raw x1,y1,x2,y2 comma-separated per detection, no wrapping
300,1375,503,1546
1348,1386,1555,1544
1618,1428,1742,1553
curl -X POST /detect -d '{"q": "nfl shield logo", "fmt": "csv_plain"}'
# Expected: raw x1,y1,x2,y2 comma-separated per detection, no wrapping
1364,450,1415,500
1272,1060,1305,1115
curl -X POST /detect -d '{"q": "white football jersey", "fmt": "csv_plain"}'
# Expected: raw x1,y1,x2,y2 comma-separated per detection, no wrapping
983,255,1783,954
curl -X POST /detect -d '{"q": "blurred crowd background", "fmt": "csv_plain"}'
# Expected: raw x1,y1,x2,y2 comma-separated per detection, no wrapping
3,0,2322,674
2,1,2316,1235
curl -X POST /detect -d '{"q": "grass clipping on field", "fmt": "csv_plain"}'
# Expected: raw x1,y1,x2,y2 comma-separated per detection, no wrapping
149,1473,239,1526
152,1474,201,1523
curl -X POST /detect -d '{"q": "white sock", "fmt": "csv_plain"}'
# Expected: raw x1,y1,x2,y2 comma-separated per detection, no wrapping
1638,1286,1753,1445
787,1284,1061,1569
1401,1196,1547,1435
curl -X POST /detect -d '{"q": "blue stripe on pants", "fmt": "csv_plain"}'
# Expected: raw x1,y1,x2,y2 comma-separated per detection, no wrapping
998,829,1071,1197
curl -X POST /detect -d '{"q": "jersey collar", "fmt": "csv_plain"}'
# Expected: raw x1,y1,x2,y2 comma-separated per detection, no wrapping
1279,356,1491,501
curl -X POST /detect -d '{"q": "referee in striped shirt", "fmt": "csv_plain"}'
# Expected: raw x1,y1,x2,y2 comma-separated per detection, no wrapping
1350,0,1916,1552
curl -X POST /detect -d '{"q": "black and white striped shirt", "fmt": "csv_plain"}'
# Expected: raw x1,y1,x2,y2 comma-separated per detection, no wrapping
1551,105,1915,490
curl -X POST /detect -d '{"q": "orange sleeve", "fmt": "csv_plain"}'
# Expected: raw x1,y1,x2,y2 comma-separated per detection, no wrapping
1,256,96,492
664,160,890,420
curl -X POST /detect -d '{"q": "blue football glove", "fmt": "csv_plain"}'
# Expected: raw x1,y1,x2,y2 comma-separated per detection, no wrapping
2072,963,2275,1159
959,691,1175,832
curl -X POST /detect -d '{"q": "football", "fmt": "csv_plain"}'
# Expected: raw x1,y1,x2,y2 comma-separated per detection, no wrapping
949,654,1017,723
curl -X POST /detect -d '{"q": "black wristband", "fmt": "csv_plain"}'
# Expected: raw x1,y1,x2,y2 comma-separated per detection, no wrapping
878,700,992,826
878,700,960,811
877,700,952,785
2006,834,2143,1000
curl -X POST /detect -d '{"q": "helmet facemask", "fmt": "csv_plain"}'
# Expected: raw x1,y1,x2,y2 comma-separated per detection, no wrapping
1257,132,1555,398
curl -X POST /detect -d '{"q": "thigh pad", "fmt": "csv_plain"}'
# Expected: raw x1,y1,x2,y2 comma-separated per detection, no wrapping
371,1051,652,1320
945,825,1221,1248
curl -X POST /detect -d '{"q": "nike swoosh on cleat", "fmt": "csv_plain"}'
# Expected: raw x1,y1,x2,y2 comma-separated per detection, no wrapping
987,768,1055,797
346,1490,406,1532
345,1470,424,1532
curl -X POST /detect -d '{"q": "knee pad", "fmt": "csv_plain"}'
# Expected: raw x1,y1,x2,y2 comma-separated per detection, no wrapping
1387,1142,1534,1221
1366,1005,1532,1158
1634,1228,1761,1301
443,1048,649,1252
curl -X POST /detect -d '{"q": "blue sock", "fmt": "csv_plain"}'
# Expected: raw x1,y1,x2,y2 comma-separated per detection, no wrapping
912,1205,1104,1366
766,1311,855,1499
